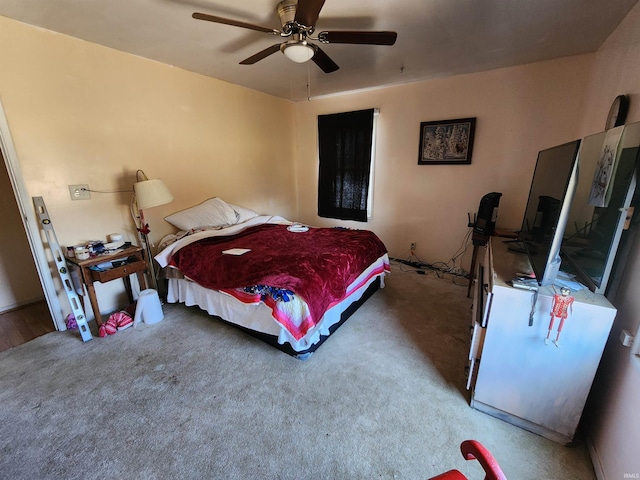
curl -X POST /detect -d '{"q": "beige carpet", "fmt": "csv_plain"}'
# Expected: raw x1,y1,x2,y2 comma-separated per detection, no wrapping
0,263,595,479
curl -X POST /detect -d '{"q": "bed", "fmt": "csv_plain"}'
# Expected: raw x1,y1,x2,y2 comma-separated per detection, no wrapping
155,198,390,359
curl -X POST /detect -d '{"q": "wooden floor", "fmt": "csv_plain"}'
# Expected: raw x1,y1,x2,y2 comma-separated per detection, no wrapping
0,300,56,352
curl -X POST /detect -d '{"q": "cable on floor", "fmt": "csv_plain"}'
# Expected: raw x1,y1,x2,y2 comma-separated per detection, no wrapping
389,228,474,286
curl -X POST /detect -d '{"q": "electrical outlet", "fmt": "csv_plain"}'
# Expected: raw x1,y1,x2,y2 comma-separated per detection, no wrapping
410,242,416,251
69,184,91,200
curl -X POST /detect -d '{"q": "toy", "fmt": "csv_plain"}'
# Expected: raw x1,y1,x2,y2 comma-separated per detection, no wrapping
546,286,574,346
65,313,78,330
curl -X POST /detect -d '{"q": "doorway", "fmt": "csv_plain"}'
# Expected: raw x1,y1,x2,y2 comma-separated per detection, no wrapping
0,146,56,350
0,101,64,349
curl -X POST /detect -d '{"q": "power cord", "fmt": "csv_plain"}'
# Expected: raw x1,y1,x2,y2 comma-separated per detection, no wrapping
390,228,473,284
82,187,132,194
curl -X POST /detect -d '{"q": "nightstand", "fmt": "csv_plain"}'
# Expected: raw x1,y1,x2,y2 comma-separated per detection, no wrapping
66,245,147,326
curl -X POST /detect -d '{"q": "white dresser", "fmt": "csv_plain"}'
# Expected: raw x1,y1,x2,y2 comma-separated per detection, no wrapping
467,238,616,445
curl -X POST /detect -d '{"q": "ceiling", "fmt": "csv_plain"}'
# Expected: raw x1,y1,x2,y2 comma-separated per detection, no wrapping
0,0,638,102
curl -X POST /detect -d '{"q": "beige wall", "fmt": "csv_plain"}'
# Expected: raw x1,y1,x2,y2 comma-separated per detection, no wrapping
0,17,296,317
293,55,593,269
577,2,640,478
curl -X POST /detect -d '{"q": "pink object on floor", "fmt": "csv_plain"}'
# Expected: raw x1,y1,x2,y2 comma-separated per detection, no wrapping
65,313,78,330
113,311,133,330
98,311,133,337
104,316,118,335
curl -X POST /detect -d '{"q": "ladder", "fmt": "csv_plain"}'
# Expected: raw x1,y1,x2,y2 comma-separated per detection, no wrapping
33,196,92,342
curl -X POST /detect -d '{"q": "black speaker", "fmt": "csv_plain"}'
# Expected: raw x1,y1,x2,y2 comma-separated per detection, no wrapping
531,195,560,242
474,192,502,235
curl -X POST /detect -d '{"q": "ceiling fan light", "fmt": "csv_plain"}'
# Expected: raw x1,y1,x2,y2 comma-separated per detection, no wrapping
282,43,315,63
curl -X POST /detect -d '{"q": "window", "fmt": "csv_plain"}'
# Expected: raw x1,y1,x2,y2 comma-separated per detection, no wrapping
317,108,377,222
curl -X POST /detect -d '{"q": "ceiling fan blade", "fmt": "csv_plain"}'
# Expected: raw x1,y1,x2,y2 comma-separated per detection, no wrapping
295,0,326,27
192,12,280,35
312,46,339,73
319,31,398,45
239,44,283,65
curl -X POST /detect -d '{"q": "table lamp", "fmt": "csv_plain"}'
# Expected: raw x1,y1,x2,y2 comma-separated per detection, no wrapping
133,170,173,291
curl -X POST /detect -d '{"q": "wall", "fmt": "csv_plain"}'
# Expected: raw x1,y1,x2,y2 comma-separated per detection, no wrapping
0,17,296,319
0,150,42,310
293,56,593,269
577,2,640,478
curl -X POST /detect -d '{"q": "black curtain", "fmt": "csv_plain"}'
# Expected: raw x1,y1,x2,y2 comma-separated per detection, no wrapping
317,109,374,222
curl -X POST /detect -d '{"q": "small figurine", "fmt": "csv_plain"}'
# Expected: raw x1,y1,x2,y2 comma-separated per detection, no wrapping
546,286,574,347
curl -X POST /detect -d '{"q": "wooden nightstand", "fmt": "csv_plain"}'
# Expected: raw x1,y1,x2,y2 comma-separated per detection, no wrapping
65,245,147,326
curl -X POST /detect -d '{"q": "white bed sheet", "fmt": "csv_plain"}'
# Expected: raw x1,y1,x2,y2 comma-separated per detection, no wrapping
155,215,290,269
166,254,388,353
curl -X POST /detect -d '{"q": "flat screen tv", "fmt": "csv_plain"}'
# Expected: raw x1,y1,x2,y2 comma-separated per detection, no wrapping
518,139,582,286
562,123,640,295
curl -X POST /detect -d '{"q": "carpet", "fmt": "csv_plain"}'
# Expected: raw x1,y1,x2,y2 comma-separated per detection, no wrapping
0,263,595,479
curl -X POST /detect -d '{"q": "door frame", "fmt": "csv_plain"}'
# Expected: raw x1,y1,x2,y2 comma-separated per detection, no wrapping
0,100,64,330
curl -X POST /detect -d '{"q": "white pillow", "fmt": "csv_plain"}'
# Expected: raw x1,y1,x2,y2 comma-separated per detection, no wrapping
227,203,260,224
164,197,238,231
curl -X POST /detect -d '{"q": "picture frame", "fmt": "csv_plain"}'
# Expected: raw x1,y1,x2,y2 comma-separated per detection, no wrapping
418,117,476,165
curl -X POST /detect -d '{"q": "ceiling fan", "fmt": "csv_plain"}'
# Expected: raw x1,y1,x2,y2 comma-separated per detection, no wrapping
192,0,397,73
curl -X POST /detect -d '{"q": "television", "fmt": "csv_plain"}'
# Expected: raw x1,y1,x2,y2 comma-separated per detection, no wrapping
562,123,640,295
518,139,582,286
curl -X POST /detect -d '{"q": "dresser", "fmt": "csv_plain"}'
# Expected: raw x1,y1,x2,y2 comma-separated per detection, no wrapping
467,238,616,444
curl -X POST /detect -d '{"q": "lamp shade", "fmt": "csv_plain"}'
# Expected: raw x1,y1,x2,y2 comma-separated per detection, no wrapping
282,42,315,63
134,178,174,210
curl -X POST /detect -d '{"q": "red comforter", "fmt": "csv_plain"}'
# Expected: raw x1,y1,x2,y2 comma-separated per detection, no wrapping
169,224,388,328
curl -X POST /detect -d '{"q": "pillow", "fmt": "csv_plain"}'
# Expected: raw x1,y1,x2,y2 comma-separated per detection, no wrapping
164,197,238,231
226,203,260,224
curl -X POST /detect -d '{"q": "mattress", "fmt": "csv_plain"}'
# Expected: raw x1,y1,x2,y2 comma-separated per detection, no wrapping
166,254,388,358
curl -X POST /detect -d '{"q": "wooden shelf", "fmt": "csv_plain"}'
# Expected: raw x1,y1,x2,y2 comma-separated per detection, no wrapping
65,245,147,326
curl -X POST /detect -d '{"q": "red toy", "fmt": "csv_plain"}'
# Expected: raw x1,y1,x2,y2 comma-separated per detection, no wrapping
546,286,574,347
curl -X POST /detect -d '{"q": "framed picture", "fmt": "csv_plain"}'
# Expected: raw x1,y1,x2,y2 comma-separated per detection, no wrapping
418,117,476,165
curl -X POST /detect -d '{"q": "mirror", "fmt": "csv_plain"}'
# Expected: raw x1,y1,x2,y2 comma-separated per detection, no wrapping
562,122,640,294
